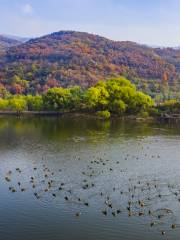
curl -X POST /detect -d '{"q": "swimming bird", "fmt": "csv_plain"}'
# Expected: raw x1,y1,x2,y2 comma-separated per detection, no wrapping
11,188,16,193
150,222,155,227
102,210,107,215
5,177,11,182
112,212,116,216
172,224,176,229
75,212,81,217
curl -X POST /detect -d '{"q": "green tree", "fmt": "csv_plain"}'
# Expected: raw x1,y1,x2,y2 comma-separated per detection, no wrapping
0,99,9,110
85,82,109,110
26,95,43,111
43,87,71,111
69,86,84,110
9,97,27,113
110,99,126,114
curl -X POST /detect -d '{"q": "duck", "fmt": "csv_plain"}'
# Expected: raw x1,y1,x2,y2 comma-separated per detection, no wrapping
102,210,107,215
75,212,81,217
108,203,112,208
34,192,40,199
150,222,155,227
172,224,176,229
5,176,11,182
112,212,116,217
139,212,143,216
11,188,16,193
128,211,133,217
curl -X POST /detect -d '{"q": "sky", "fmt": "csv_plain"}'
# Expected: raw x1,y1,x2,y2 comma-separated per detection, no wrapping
1,0,180,46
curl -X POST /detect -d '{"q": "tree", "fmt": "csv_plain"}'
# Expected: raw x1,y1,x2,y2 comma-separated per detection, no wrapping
0,84,9,98
0,98,9,110
10,75,29,94
161,72,169,100
131,92,154,113
110,99,126,114
85,82,109,110
26,95,43,111
43,87,71,110
69,86,84,110
9,97,27,113
85,76,154,115
0,76,155,117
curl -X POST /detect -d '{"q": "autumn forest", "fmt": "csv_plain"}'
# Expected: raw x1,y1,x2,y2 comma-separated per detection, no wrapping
0,31,180,116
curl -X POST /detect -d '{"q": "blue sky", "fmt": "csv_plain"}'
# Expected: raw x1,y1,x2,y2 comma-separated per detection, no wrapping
1,0,180,46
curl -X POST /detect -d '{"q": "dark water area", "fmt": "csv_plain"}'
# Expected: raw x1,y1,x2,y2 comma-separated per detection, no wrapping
0,116,180,240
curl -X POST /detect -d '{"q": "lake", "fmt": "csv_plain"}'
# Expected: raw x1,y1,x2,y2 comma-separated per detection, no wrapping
0,116,180,240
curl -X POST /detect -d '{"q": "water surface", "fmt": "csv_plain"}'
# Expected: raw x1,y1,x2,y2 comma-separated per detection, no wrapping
0,116,180,240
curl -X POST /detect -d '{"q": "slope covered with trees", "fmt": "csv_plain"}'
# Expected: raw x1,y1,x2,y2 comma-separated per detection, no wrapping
0,31,179,97
0,35,22,52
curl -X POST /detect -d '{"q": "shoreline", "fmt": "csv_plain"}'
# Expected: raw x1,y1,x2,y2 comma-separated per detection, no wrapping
0,111,64,116
0,111,151,123
0,110,180,123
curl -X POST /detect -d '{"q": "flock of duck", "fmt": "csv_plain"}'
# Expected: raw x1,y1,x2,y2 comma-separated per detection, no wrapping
2,143,180,237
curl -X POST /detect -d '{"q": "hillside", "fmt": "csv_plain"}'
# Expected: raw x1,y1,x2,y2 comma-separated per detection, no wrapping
155,47,180,72
0,35,22,52
2,34,29,43
0,31,179,95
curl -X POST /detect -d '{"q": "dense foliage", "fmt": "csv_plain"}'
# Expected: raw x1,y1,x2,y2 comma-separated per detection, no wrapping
85,77,154,115
0,77,154,117
157,100,180,114
0,31,180,98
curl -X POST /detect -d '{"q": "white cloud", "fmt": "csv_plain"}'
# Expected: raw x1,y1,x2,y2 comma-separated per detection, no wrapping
21,3,33,15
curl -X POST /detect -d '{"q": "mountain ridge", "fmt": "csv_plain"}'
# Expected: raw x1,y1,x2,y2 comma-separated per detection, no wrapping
0,30,179,95
0,35,24,52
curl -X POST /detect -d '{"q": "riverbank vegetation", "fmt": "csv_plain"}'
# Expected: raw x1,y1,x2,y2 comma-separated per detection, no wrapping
0,77,155,118
157,100,180,115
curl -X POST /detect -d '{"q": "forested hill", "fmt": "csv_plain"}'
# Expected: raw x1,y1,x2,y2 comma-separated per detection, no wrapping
0,30,180,95
0,35,22,52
